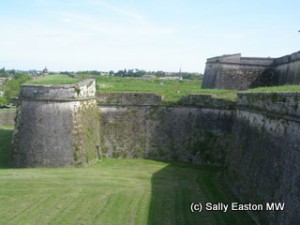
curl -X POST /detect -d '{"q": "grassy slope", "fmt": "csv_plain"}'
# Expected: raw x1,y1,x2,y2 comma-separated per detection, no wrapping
0,127,254,225
23,75,237,102
96,77,237,102
25,75,83,85
248,84,300,92
0,126,13,168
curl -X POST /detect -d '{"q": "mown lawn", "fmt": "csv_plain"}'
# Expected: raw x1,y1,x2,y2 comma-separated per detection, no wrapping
0,127,254,225
248,84,300,92
25,75,83,85
23,75,238,102
96,77,237,102
0,126,13,168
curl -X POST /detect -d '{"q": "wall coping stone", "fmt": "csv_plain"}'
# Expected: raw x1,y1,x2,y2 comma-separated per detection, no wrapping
238,92,300,118
97,92,162,106
20,79,96,101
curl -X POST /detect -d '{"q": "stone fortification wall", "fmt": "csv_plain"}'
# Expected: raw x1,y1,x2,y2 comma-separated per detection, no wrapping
273,51,300,85
202,54,274,90
0,109,15,127
20,79,96,101
226,92,300,225
179,94,236,109
97,92,162,105
202,51,300,90
98,93,234,165
12,79,100,167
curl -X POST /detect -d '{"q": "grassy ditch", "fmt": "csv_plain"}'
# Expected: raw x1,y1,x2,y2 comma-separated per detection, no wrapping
96,76,237,103
0,126,254,225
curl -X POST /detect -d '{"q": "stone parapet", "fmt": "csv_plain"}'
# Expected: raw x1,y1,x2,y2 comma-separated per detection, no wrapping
97,92,162,105
20,79,96,101
238,92,300,118
179,94,236,109
12,79,100,167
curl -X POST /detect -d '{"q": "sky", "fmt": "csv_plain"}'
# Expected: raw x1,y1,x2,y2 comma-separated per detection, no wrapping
0,0,300,73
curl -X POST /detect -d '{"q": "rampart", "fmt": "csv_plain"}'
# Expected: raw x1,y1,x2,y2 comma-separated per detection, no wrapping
202,54,274,90
12,79,100,167
97,93,234,165
273,52,300,85
202,51,300,90
10,87,300,224
226,92,300,225
97,92,300,225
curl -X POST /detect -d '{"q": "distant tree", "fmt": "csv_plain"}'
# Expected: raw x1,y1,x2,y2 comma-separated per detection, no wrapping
109,70,114,76
0,67,8,77
155,71,165,77
2,74,31,103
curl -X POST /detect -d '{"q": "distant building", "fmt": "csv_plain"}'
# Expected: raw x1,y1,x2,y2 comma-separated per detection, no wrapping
42,67,48,75
142,75,157,79
0,77,6,97
202,51,300,90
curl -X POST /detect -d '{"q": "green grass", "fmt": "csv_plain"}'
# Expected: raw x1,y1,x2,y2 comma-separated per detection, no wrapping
96,77,238,102
0,126,13,168
0,126,254,225
25,75,83,85
0,108,16,113
23,75,238,102
248,84,300,92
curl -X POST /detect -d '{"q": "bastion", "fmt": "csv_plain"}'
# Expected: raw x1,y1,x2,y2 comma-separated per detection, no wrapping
202,51,300,90
12,79,100,167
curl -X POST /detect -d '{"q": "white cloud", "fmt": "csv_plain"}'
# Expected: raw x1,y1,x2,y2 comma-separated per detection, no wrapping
90,0,145,22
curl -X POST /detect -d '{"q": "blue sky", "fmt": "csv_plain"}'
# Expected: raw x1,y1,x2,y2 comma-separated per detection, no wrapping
0,0,299,72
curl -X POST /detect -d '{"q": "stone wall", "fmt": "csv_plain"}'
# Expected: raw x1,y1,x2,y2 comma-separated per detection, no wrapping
98,94,235,165
12,79,100,167
226,92,300,225
98,92,300,224
202,51,300,90
202,54,274,90
274,51,300,85
9,86,300,224
0,109,15,127
97,92,162,105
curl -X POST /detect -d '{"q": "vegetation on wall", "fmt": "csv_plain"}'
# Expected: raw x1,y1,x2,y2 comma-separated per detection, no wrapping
25,74,83,85
96,76,237,102
0,74,31,105
73,101,100,166
248,84,300,92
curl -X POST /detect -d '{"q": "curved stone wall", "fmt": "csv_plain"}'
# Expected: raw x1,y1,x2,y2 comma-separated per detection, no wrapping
202,51,300,90
226,92,300,225
12,79,100,167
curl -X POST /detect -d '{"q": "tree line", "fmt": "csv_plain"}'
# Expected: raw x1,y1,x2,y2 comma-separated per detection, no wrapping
0,74,31,105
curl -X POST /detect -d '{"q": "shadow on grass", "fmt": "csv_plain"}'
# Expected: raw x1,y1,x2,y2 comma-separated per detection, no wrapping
148,162,256,225
0,128,13,168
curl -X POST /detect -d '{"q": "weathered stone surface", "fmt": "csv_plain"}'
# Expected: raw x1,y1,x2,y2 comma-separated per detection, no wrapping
9,85,300,225
238,92,300,118
20,79,96,101
274,52,300,85
202,51,300,90
99,106,234,165
0,109,15,126
97,92,162,105
179,94,236,109
202,54,274,90
226,93,300,225
12,79,100,167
